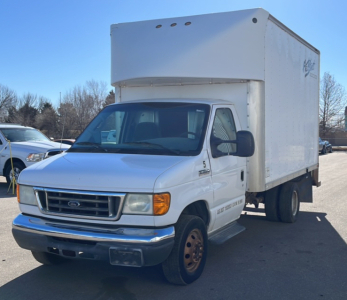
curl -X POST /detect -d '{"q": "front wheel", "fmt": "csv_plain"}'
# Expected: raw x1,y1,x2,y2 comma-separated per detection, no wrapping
162,215,208,285
5,162,25,184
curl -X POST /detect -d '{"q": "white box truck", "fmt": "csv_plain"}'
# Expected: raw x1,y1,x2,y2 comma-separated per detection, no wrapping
12,8,320,285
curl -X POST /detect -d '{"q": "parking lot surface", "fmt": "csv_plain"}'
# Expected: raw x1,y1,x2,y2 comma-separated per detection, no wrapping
0,152,347,300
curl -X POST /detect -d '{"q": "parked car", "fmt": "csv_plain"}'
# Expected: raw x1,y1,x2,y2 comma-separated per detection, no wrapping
0,124,70,183
319,137,332,154
54,138,75,145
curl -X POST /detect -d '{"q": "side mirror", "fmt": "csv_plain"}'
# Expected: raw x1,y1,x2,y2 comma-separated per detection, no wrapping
210,130,255,158
234,130,255,157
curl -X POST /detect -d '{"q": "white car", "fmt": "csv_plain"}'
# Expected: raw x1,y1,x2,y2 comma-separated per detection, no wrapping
0,124,70,183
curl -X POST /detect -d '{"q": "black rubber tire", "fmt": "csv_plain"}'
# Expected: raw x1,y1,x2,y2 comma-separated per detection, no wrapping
321,146,326,155
5,161,25,184
264,186,280,222
31,251,67,265
329,147,333,153
278,182,300,223
162,215,208,285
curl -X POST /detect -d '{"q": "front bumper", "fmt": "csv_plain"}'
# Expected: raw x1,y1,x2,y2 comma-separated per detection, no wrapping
12,214,175,267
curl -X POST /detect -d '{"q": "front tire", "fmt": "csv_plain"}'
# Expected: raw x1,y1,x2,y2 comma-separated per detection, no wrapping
278,182,300,223
5,161,25,184
162,215,208,285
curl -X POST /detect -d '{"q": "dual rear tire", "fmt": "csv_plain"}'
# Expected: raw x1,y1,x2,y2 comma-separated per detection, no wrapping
265,182,300,223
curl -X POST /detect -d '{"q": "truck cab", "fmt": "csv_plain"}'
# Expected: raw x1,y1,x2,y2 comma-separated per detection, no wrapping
13,98,254,285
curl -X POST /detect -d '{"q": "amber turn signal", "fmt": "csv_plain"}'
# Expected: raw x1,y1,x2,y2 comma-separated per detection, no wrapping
16,184,20,203
153,193,170,215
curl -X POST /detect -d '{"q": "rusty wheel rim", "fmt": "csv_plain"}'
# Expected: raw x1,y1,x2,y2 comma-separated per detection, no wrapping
184,228,204,273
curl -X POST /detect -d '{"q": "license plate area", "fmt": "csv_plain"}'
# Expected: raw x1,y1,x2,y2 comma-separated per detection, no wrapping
109,247,143,267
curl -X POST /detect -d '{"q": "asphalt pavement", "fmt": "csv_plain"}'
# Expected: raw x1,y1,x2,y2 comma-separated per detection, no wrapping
0,151,346,300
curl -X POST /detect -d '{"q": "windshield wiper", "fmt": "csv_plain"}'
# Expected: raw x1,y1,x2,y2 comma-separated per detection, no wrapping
123,142,181,155
74,142,108,152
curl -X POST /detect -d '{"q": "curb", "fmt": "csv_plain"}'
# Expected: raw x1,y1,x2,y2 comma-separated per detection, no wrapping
332,146,347,151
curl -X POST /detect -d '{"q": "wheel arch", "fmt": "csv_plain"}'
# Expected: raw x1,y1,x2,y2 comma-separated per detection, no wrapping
181,200,210,228
3,158,26,175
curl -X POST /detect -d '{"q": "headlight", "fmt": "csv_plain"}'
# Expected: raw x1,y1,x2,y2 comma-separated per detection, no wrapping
122,193,170,215
123,194,153,215
26,153,45,162
17,185,37,206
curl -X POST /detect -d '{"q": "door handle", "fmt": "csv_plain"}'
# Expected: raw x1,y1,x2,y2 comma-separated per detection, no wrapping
199,169,210,176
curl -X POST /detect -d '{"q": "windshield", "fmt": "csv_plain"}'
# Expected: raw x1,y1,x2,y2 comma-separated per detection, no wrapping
69,102,211,156
0,128,50,142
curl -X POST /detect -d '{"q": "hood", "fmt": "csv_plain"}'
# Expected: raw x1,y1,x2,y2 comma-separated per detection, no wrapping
12,141,70,152
18,152,188,192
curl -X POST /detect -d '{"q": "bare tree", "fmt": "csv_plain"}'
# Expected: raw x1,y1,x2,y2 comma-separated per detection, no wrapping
85,80,108,114
6,93,39,126
0,84,17,122
63,86,94,133
60,80,108,137
35,101,59,138
57,102,78,138
320,72,347,133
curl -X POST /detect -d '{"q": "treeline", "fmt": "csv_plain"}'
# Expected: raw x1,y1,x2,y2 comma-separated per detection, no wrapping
0,80,115,138
320,72,347,134
1,72,346,138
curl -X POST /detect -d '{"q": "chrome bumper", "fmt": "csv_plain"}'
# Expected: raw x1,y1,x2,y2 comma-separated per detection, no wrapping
12,214,175,244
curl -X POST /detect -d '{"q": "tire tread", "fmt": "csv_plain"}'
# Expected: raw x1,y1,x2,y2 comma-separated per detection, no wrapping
162,215,207,285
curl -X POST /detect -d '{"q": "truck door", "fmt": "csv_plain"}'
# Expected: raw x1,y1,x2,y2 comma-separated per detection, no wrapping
207,105,247,231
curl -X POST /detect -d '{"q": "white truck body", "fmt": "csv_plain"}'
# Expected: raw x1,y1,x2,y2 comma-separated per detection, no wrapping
12,8,320,285
111,8,320,192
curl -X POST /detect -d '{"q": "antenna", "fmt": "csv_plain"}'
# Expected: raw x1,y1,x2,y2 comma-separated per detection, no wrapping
59,92,66,152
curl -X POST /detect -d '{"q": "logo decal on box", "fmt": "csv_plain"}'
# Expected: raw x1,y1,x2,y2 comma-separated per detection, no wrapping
303,59,315,77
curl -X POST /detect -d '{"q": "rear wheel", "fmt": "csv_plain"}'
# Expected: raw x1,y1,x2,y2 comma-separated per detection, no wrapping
31,251,68,265
264,187,280,222
278,182,300,223
5,161,25,184
162,215,208,285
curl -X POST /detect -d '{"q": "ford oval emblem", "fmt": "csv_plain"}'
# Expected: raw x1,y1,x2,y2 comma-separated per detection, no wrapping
68,201,81,207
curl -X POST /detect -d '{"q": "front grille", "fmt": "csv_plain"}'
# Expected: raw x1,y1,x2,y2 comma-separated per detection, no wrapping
34,188,126,221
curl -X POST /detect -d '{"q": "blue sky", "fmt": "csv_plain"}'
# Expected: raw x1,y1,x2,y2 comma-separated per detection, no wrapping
1,0,346,107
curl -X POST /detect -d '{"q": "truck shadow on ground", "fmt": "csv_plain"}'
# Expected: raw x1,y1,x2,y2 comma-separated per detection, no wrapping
1,209,347,300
